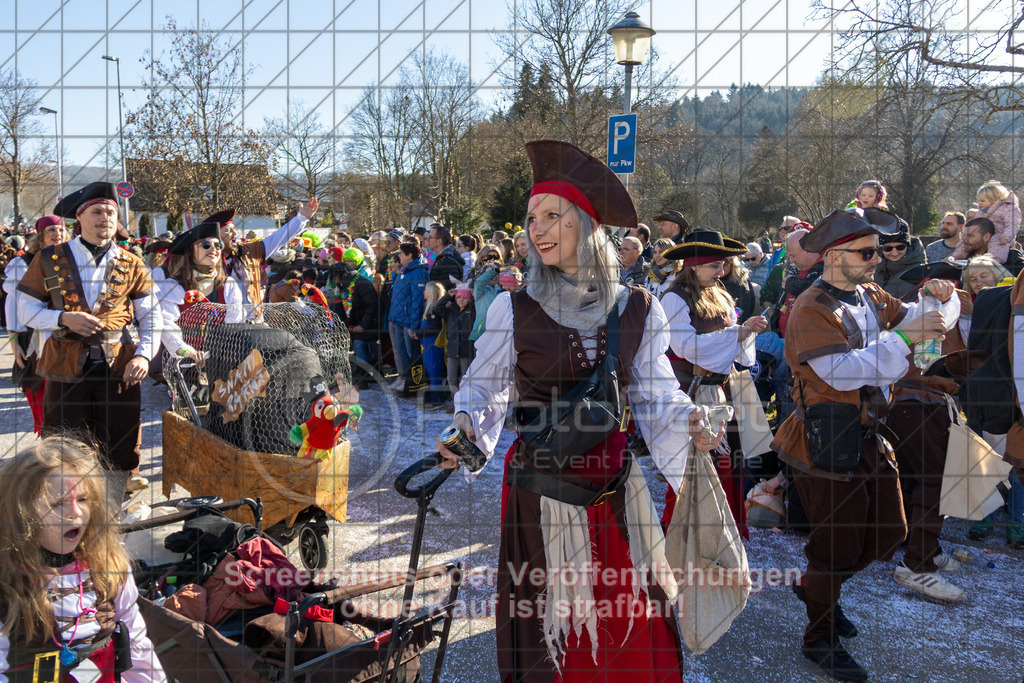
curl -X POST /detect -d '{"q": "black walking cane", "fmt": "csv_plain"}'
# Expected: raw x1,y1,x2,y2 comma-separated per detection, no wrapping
389,453,455,683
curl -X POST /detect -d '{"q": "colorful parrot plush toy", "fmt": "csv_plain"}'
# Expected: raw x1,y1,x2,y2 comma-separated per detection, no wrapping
289,395,362,460
183,290,208,304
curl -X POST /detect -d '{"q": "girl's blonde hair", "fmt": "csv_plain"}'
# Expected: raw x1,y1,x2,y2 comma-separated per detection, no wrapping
856,180,888,209
674,265,736,320
0,436,130,643
977,180,1011,205
423,281,446,318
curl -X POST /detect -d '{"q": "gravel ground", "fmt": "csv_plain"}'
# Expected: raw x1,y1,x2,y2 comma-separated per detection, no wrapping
1,346,1021,682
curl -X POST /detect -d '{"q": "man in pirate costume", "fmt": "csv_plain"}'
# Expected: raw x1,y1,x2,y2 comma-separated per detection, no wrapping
16,182,162,492
771,207,958,681
437,140,727,682
208,196,319,308
659,230,769,537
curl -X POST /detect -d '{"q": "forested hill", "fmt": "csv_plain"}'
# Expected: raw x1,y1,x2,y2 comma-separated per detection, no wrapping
666,85,810,137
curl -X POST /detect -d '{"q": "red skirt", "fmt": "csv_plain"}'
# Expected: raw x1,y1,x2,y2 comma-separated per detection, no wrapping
497,433,683,682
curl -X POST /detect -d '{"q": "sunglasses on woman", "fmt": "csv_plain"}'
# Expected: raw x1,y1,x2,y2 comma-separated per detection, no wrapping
199,239,222,251
881,244,907,252
830,246,878,262
483,255,499,262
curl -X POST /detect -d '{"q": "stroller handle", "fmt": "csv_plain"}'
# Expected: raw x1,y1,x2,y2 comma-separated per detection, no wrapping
394,453,453,499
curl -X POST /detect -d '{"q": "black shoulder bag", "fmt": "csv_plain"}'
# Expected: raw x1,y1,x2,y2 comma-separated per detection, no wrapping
518,305,622,473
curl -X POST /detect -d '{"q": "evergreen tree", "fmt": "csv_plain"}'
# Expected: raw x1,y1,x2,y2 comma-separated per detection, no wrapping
489,155,532,228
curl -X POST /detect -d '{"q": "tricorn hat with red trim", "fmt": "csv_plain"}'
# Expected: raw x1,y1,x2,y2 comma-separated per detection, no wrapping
525,140,637,228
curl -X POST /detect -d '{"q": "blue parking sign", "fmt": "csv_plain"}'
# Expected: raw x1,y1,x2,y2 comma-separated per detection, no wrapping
607,114,637,173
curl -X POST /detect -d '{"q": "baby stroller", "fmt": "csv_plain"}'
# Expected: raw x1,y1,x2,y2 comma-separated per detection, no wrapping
121,463,461,683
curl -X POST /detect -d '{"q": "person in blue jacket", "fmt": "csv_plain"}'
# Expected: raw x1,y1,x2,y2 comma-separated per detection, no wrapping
388,243,429,384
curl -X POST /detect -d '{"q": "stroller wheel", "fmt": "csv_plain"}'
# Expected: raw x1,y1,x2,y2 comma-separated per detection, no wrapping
298,522,329,570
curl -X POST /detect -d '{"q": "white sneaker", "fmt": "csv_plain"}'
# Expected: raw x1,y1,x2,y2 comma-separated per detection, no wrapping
932,553,962,573
894,565,965,602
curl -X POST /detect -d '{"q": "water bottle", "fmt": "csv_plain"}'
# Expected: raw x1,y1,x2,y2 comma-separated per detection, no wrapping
952,547,995,569
912,295,943,370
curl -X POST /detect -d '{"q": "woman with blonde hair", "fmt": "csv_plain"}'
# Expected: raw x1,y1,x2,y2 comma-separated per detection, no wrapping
0,436,166,681
438,140,726,680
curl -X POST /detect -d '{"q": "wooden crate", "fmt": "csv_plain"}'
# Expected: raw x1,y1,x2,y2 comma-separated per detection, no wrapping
161,410,349,528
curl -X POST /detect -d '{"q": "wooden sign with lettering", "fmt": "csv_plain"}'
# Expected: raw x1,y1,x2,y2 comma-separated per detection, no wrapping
211,349,271,423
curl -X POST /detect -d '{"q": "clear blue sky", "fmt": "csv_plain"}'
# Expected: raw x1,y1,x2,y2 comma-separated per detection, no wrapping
1,0,846,169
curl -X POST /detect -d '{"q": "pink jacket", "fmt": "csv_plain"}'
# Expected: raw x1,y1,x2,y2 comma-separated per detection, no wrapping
953,191,1021,263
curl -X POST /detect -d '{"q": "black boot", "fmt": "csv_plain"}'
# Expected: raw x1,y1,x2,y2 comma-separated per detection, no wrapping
802,635,869,682
793,582,858,638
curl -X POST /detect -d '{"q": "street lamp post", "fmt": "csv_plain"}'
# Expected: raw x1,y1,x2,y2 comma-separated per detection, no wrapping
607,11,655,189
102,55,130,231
38,106,61,201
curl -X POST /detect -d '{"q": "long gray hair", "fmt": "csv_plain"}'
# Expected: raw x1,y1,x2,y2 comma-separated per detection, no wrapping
525,203,620,313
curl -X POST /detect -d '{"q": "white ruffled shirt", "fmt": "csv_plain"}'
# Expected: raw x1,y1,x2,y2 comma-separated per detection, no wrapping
154,276,246,356
660,290,756,373
453,291,699,494
805,287,959,395
0,568,166,683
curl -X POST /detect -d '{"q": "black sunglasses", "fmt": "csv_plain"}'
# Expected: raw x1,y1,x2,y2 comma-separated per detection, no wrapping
199,239,222,251
483,255,499,262
830,246,878,261
881,244,907,252
743,257,759,263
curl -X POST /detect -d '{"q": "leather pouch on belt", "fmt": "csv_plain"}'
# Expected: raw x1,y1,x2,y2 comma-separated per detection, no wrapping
805,402,863,473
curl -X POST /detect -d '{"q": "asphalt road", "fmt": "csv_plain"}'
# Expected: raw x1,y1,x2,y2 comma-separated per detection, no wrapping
1,345,1021,682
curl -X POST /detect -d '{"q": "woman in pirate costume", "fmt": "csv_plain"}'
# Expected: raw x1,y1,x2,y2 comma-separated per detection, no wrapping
3,216,69,434
437,140,726,682
154,222,246,360
660,231,769,538
0,437,166,682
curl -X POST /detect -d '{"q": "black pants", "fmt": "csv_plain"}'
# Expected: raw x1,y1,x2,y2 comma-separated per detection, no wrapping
42,359,142,472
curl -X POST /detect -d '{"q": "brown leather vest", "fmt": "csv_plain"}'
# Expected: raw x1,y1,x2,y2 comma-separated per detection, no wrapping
510,287,650,405
26,243,145,383
665,283,732,380
2,575,117,682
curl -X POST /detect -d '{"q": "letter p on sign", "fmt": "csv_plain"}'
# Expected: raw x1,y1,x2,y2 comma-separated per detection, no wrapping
607,114,637,174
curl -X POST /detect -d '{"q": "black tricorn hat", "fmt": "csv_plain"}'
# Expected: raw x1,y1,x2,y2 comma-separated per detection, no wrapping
800,208,901,253
54,182,118,219
525,140,638,228
653,209,690,231
168,222,221,255
201,208,236,227
898,259,965,286
662,229,747,264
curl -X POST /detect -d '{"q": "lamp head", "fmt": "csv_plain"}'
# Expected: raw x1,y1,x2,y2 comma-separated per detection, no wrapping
39,107,57,115
102,55,118,62
607,11,655,66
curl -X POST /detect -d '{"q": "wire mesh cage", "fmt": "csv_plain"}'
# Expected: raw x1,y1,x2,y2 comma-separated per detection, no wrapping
164,301,352,455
